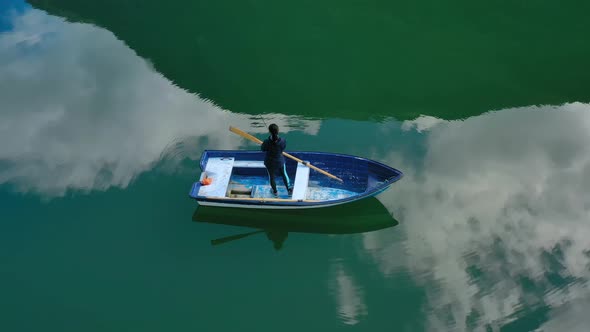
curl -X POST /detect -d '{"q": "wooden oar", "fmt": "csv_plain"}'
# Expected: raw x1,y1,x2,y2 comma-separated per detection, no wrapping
229,126,344,182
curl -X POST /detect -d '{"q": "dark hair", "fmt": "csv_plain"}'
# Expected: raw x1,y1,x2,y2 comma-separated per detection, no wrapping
269,123,279,141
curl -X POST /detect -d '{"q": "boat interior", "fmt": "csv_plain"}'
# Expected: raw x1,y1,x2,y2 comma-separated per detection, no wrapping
197,157,358,200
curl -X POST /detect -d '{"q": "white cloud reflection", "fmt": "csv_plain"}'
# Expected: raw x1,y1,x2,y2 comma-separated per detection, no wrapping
0,9,320,196
539,297,590,332
330,260,367,325
370,103,590,330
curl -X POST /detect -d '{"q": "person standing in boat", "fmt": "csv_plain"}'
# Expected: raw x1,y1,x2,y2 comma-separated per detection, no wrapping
261,123,292,197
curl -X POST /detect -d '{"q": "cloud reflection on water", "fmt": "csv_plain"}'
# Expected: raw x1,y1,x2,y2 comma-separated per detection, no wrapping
0,9,320,196
373,103,590,330
329,260,367,326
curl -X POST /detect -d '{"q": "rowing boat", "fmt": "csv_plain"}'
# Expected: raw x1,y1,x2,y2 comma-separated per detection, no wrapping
188,150,403,209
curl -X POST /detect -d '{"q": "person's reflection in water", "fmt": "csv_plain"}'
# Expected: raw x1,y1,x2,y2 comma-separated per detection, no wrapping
265,230,288,250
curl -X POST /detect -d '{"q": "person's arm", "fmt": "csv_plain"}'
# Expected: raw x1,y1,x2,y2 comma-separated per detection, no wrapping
261,139,268,151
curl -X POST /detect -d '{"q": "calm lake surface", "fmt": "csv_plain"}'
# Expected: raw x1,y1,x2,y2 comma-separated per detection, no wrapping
2,1,590,331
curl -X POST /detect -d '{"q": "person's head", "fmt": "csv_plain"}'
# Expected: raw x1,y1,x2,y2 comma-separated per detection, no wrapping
268,123,279,141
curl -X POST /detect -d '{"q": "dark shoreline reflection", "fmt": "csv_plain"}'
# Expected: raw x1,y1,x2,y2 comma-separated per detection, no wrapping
192,197,398,249
28,0,590,121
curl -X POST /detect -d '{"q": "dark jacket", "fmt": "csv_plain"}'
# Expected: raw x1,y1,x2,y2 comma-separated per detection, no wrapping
261,136,286,166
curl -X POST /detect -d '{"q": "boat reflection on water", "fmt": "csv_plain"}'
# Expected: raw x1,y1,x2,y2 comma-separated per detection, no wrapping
192,197,398,250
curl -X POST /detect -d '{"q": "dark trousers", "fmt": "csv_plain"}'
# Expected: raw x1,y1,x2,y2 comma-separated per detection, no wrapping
265,163,291,193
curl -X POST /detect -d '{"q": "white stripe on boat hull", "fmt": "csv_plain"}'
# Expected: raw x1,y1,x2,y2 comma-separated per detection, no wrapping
196,199,352,209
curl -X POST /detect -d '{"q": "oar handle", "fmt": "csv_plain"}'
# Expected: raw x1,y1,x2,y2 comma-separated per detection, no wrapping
229,126,344,182
229,126,263,144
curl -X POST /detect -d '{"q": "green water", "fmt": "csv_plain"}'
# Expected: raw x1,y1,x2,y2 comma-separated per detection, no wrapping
28,0,590,120
1,1,590,331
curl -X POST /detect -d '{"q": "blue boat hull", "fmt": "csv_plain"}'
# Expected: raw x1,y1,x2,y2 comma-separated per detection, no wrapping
189,150,402,209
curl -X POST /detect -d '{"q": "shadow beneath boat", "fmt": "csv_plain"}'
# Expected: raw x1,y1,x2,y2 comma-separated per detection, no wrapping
192,197,398,250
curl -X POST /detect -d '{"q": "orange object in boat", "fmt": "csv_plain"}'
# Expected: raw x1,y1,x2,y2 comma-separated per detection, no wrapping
201,177,213,185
